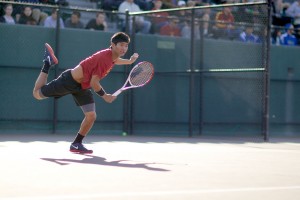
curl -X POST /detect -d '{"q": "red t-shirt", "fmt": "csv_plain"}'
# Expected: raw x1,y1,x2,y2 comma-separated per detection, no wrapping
79,48,115,89
215,11,235,29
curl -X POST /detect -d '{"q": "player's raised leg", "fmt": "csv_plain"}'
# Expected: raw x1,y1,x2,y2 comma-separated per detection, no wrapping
33,43,58,100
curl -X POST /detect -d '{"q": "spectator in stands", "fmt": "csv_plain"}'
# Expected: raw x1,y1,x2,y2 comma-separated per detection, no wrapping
0,4,16,24
182,1,212,37
14,0,41,19
118,0,152,34
29,8,48,25
280,23,298,45
44,8,65,28
151,0,169,33
181,19,201,39
193,0,203,6
201,3,212,37
160,17,181,37
271,0,283,17
271,0,291,26
18,6,37,25
239,26,259,43
256,27,268,44
286,0,300,29
65,11,84,29
135,0,153,11
272,28,282,45
178,0,186,7
101,0,123,11
187,0,197,7
161,0,177,9
86,12,107,31
212,7,237,39
236,0,264,25
176,0,187,26
176,1,196,31
180,1,204,22
185,0,199,18
12,1,48,25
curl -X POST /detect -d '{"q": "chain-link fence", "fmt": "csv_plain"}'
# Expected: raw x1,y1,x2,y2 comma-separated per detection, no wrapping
0,1,272,141
123,2,270,141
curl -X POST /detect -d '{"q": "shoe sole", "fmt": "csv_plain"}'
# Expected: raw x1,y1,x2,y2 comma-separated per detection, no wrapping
45,43,58,65
70,149,93,154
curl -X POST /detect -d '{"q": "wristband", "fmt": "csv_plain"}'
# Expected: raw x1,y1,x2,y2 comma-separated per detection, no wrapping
96,88,106,97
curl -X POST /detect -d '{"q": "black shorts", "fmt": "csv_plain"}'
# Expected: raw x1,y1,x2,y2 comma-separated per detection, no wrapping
41,69,94,106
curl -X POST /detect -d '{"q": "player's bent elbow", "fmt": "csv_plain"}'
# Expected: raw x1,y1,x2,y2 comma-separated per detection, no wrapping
33,91,42,100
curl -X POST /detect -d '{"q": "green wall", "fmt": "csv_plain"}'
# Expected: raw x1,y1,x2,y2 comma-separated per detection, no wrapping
0,24,299,137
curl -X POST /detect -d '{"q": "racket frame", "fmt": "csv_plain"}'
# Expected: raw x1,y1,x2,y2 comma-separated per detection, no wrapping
112,61,154,96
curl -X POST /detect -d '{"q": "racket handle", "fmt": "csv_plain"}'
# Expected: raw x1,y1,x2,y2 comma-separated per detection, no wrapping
112,89,122,97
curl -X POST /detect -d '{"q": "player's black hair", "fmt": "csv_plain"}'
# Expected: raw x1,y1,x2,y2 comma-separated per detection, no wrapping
111,32,130,45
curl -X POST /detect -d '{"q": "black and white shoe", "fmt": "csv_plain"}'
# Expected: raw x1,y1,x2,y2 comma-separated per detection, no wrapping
70,143,93,154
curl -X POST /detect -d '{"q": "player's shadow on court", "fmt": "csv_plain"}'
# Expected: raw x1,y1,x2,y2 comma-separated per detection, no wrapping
41,155,170,172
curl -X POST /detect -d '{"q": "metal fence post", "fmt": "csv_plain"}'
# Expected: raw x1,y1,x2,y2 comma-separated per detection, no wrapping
189,9,196,137
123,10,130,135
263,0,272,142
53,5,60,134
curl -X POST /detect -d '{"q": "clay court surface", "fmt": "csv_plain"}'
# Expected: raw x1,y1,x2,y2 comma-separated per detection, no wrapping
1,134,300,200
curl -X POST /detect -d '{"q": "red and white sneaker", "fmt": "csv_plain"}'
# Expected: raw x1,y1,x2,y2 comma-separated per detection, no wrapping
44,43,58,66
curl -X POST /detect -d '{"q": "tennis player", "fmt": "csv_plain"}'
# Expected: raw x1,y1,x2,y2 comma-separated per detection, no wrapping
33,32,139,154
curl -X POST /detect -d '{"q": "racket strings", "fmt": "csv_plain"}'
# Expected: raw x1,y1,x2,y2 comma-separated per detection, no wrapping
129,62,153,86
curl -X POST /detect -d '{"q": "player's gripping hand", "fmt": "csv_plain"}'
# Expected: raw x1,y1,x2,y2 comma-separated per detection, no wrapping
130,53,139,63
102,94,116,103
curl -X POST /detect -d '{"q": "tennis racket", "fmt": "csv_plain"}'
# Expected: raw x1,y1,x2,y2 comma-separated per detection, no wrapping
112,61,154,96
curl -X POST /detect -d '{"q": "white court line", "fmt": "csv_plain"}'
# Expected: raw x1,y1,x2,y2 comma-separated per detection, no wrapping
1,186,300,200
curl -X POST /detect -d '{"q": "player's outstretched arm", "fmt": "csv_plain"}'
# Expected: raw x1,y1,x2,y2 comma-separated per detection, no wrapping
115,53,139,65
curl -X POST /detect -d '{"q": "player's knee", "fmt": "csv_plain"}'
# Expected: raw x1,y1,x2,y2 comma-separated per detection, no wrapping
85,112,97,122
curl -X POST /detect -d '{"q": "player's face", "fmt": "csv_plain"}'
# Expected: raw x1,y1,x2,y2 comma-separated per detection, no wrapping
113,42,129,57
